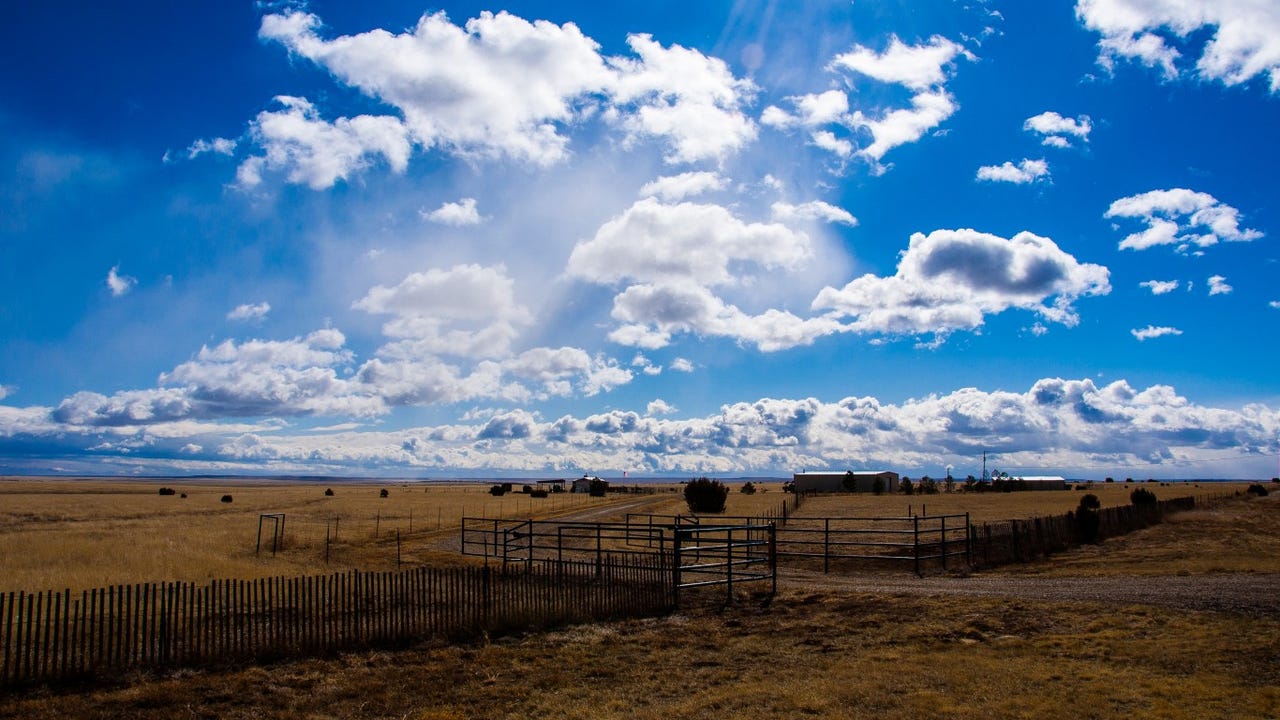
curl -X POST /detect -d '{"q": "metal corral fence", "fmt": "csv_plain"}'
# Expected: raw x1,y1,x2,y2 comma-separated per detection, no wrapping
770,514,970,573
461,518,669,563
0,556,671,689
672,522,776,606
623,512,971,575
460,517,780,605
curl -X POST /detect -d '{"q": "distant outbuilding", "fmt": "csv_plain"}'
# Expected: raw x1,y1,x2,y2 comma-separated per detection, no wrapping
792,471,900,494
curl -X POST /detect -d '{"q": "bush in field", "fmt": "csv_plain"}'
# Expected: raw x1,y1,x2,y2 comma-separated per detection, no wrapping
1075,493,1101,543
900,478,914,495
158,487,176,496
740,481,757,495
379,488,389,498
684,477,728,513
220,495,233,503
842,471,858,493
918,476,939,495
872,476,886,495
489,484,507,496
324,488,334,496
1246,483,1269,497
588,479,608,497
1130,488,1158,507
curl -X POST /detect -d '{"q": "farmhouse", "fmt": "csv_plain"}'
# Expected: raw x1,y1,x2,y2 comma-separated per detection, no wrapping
793,471,900,494
570,475,606,493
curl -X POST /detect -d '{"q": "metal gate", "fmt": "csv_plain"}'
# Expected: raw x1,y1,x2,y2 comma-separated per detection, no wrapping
672,522,776,605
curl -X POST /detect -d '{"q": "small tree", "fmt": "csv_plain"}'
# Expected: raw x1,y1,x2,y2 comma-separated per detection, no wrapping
684,477,728,513
1247,483,1269,497
918,476,939,495
871,476,886,495
740,481,757,495
324,488,335,496
900,478,914,495
842,471,858,493
588,479,609,497
379,488,389,498
1075,493,1101,543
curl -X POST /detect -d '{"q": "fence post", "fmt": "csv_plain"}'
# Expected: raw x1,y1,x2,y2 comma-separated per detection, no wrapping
913,515,921,576
769,522,777,598
823,518,830,574
941,515,947,571
725,527,734,606
672,529,683,609
965,512,972,566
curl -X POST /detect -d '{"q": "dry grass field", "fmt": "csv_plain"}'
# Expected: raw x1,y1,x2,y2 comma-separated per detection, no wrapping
1,478,1276,719
796,480,1230,524
0,477,795,593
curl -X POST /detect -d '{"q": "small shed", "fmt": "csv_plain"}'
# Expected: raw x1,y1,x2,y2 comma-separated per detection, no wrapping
792,471,900,494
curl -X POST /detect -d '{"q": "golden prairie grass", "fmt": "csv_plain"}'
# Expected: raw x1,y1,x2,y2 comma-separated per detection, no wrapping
797,480,1236,524
0,483,1277,718
0,478,1249,593
0,478,683,592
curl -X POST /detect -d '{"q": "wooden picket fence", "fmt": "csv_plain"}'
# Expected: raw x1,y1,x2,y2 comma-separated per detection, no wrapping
0,555,671,689
969,494,1211,566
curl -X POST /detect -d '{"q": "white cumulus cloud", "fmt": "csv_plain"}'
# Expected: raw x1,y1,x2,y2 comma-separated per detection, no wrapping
1024,111,1092,147
1106,188,1263,252
1207,275,1233,295
1077,0,1280,92
976,158,1050,184
1139,279,1179,295
639,172,726,201
762,35,972,171
813,228,1110,341
236,96,411,190
421,198,482,226
1131,325,1183,341
106,265,136,297
771,201,858,227
227,302,271,322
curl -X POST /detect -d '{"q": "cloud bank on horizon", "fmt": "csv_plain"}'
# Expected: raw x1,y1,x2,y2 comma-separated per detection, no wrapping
1,0,1277,479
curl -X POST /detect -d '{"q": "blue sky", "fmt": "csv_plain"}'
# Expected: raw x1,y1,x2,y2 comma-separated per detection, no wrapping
2,0,1278,479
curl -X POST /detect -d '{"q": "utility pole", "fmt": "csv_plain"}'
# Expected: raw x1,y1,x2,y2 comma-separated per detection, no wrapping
982,451,987,482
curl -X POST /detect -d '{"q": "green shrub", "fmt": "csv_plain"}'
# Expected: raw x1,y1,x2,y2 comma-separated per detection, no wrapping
872,476,886,495
379,488,389,498
489,485,506,496
900,478,914,495
684,477,728,513
740,481,757,495
158,487,176,496
588,479,609,497
1246,483,1269,497
324,488,335,496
